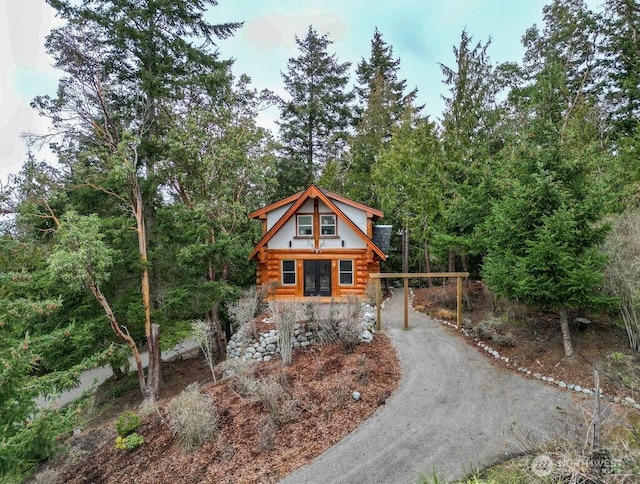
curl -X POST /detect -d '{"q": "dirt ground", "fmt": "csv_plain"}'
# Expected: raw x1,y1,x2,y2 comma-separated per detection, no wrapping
36,334,400,484
413,281,638,400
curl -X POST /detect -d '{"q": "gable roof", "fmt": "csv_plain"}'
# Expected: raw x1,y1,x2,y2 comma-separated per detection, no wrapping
249,186,383,220
248,184,386,260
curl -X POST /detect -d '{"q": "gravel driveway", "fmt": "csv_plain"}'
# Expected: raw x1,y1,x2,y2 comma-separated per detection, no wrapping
281,290,587,483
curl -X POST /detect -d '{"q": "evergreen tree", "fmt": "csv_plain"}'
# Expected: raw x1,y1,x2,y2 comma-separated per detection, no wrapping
344,29,417,206
354,27,416,123
438,30,502,274
483,0,611,358
276,26,354,196
372,108,443,275
30,0,242,404
600,0,640,194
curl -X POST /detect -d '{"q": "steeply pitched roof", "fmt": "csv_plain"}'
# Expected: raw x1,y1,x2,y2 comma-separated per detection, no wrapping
248,186,383,220
248,184,386,260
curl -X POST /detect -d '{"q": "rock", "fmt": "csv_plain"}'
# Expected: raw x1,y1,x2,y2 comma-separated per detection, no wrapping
266,343,276,352
557,381,567,388
624,397,636,406
360,330,373,342
252,351,262,359
256,346,265,353
352,391,361,401
245,346,256,355
269,329,277,337
260,340,267,348
614,397,621,404
297,335,308,343
574,385,582,392
263,355,272,362
228,340,237,349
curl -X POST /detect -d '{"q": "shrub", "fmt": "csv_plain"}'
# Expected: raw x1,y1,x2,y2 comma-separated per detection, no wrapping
269,301,299,366
232,371,300,425
114,432,145,451
227,286,259,338
115,410,141,437
166,383,218,452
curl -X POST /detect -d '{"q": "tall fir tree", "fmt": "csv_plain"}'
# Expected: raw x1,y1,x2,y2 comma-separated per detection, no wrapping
483,0,611,358
600,0,640,195
438,30,502,274
342,29,418,206
276,26,354,197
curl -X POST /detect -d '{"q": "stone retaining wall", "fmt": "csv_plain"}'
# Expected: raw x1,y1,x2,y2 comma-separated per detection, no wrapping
226,304,377,363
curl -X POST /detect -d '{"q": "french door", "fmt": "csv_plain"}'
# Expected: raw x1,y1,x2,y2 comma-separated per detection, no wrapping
303,260,332,296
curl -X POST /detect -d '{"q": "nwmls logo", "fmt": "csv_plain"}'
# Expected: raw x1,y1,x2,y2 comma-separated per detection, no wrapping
531,453,625,478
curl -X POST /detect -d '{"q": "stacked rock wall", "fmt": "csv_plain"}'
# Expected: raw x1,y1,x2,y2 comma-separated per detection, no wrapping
225,304,377,363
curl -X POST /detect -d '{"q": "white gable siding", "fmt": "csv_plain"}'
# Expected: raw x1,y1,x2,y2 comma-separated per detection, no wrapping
334,200,367,232
266,198,367,250
266,203,293,231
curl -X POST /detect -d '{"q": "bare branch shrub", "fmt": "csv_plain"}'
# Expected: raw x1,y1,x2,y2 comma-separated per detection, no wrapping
166,383,218,452
603,210,640,352
232,370,300,425
269,300,299,366
364,279,381,305
191,319,217,383
227,286,259,339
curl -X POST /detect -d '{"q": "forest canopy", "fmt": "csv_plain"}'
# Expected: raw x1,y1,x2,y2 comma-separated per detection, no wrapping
2,0,640,480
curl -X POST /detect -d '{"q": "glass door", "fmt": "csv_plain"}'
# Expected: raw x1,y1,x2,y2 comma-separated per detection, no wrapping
303,260,332,296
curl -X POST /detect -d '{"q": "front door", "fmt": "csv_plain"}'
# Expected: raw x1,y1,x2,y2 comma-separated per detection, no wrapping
304,260,332,296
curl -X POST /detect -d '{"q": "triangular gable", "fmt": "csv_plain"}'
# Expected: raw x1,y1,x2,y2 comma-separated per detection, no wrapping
248,185,386,260
248,187,383,221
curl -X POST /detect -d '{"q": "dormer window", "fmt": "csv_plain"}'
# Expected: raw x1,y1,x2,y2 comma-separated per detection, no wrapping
320,214,336,236
297,214,313,236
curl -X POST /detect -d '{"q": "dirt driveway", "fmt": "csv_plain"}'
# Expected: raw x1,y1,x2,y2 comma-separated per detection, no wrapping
281,290,587,483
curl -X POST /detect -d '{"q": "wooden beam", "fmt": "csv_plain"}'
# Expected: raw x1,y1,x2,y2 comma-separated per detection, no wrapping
369,272,470,279
457,275,463,329
370,272,470,331
376,278,381,331
403,277,409,330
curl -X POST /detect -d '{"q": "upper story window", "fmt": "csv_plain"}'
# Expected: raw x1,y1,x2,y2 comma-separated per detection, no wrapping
320,214,336,236
297,214,313,236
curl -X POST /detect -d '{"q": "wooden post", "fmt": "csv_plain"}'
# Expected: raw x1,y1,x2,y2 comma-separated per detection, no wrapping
456,275,463,330
403,276,409,330
376,278,381,331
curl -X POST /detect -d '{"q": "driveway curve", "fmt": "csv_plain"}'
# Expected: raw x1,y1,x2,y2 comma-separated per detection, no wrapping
281,290,587,483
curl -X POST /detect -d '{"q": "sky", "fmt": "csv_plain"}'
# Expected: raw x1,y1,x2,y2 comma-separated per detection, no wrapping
0,0,603,186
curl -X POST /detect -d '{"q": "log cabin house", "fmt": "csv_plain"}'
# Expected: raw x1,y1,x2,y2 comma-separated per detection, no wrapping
248,185,391,301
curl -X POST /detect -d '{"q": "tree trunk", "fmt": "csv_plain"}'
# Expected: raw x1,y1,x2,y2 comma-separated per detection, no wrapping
132,173,160,403
424,239,433,287
448,250,456,284
89,282,147,396
143,323,161,406
402,226,409,274
559,308,574,357
461,253,470,287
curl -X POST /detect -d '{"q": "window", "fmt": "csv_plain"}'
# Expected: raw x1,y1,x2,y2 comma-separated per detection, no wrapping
320,214,336,236
282,260,296,285
297,215,313,236
339,260,354,285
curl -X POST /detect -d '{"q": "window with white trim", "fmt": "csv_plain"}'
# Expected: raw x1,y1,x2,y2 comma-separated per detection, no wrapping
282,260,296,285
339,260,354,285
320,214,336,236
297,215,313,236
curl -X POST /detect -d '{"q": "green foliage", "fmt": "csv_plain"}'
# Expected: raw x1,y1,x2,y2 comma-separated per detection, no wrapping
115,410,141,437
277,26,354,195
115,433,145,451
47,211,117,290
